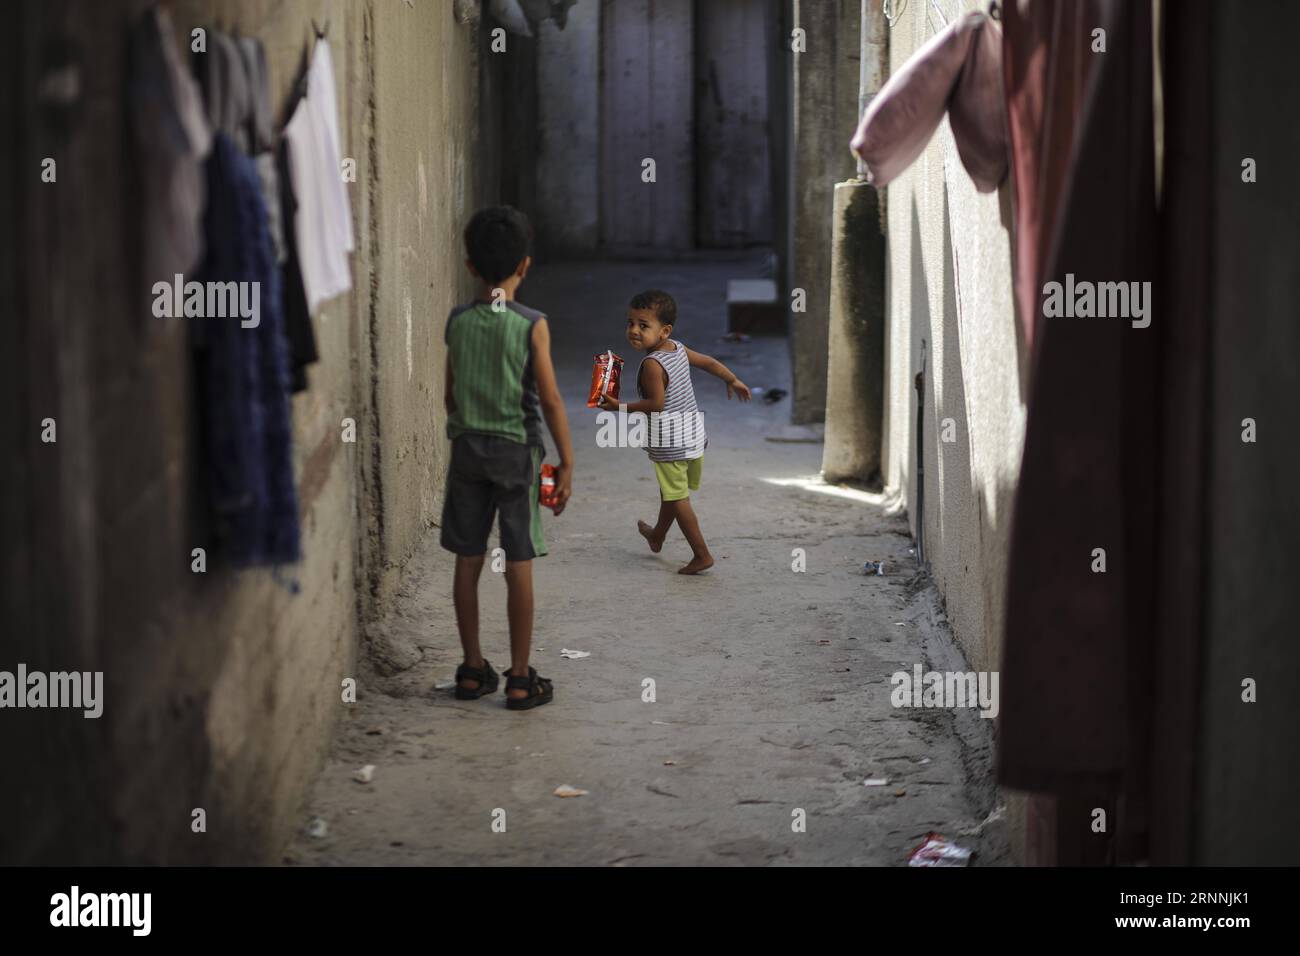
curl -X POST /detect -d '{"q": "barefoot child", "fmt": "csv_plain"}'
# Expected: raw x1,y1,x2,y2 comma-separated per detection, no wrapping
600,290,750,574
442,206,574,709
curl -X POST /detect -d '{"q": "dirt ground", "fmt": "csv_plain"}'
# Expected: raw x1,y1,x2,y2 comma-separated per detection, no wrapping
284,257,1009,867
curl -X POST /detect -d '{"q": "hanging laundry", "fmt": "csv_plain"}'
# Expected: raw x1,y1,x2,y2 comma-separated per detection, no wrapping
278,130,320,393
998,0,1158,863
235,35,288,264
193,29,253,152
849,9,1007,194
283,37,355,315
195,132,301,566
129,5,212,299
1001,0,1104,354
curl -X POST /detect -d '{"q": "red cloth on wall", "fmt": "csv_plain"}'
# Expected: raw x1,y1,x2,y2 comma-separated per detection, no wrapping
1001,0,1103,354
998,0,1159,862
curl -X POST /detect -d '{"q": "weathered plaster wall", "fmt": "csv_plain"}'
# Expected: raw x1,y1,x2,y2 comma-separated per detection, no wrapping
877,0,1027,858
0,0,480,864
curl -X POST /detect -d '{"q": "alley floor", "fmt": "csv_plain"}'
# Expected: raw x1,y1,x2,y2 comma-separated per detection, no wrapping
285,256,1009,867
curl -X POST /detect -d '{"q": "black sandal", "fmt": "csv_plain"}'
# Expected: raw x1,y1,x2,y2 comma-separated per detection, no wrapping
504,667,554,711
453,659,499,699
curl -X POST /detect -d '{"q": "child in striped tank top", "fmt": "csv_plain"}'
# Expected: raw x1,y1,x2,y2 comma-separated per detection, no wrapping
599,290,751,574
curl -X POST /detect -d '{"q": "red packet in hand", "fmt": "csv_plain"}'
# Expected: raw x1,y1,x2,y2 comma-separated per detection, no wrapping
539,463,559,511
586,350,624,407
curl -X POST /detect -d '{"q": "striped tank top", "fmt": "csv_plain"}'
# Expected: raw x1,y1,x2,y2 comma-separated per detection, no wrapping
444,300,545,450
639,339,706,462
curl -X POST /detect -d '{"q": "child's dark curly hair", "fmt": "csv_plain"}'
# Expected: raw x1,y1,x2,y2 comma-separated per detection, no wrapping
628,289,677,328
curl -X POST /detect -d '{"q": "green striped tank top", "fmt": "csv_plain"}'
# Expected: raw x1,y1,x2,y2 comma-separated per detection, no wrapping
445,300,545,449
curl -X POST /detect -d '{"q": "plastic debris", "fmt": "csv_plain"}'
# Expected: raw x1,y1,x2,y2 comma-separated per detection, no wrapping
719,332,751,343
863,561,886,575
434,680,456,690
560,648,591,659
958,804,1007,837
762,388,788,404
307,817,328,839
663,760,676,766
908,833,973,867
353,764,376,784
863,778,889,787
553,785,588,798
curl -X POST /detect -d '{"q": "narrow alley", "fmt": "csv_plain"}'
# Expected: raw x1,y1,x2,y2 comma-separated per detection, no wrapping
289,258,1006,866
5,0,1298,922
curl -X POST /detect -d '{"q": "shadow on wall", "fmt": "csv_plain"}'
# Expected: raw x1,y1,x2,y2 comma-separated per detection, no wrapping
905,200,926,547
907,187,1022,675
999,181,1032,405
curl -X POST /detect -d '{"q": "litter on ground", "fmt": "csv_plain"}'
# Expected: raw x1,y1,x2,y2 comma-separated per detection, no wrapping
907,833,973,867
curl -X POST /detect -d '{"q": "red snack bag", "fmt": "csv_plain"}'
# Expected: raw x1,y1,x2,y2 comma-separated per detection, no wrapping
539,463,559,511
586,350,624,407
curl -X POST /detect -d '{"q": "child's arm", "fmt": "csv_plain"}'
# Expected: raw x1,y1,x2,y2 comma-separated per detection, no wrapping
600,360,665,414
531,318,574,514
684,346,752,401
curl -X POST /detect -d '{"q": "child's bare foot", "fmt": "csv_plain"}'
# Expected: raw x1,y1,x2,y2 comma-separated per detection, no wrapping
638,520,664,553
678,554,714,575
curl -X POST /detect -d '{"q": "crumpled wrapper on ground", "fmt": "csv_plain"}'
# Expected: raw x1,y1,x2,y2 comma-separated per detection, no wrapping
907,832,974,867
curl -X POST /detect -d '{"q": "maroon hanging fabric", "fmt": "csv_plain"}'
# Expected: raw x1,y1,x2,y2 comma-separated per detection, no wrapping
998,0,1158,863
1001,0,1103,354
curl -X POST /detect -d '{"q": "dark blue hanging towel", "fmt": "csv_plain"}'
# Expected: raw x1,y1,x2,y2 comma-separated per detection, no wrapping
197,131,301,566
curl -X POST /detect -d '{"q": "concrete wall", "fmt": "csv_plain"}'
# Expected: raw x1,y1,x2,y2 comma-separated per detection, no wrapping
0,0,480,864
880,0,1025,678
876,0,1027,862
1194,0,1300,865
536,2,600,256
536,0,777,258
599,0,695,253
367,1,481,608
695,0,774,248
788,0,860,423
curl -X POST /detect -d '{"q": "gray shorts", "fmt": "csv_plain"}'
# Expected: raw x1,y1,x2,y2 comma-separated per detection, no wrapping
440,434,547,561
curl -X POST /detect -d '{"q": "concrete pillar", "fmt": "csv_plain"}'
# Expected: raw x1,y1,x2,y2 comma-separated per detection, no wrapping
821,1,887,483
822,181,885,482
788,0,861,424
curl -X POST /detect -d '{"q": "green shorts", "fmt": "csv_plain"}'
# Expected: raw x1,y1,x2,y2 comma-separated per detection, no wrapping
653,456,703,502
